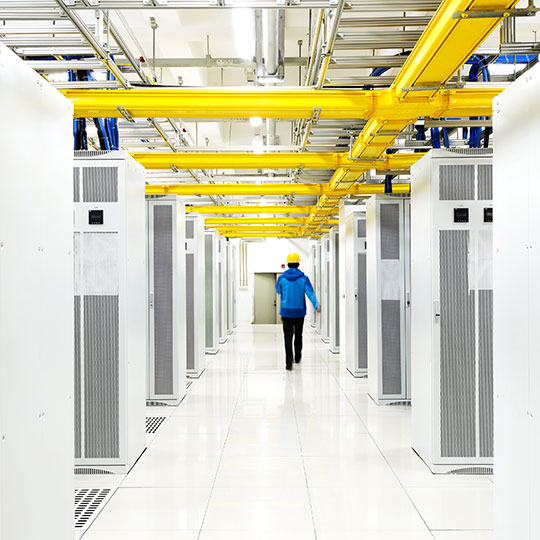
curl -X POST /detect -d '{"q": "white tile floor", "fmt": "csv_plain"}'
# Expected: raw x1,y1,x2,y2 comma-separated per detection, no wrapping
81,324,494,540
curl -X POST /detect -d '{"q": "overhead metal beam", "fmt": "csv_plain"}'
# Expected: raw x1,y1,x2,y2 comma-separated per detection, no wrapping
64,87,504,120
149,56,308,68
6,0,345,8
52,0,131,88
132,151,422,171
146,182,410,196
339,16,432,27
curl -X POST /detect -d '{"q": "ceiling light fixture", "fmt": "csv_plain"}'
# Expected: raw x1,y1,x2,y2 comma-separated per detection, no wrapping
249,116,263,127
232,8,255,61
252,135,264,154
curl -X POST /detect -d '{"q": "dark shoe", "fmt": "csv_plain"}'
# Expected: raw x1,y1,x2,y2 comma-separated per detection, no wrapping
286,364,293,371
295,358,301,364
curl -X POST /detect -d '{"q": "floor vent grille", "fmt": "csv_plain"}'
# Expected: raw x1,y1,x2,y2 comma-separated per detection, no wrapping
387,400,412,407
74,467,113,475
74,488,112,529
449,466,493,475
146,416,167,434
146,400,172,407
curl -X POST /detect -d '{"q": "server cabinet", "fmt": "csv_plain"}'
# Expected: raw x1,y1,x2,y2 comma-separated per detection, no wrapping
74,151,146,473
366,195,411,405
310,243,318,328
0,43,74,540
185,213,206,377
218,235,228,344
231,240,238,328
147,196,187,405
329,228,340,353
315,240,323,334
411,149,493,473
320,236,331,343
341,208,368,377
205,229,220,354
226,241,234,335
493,68,540,539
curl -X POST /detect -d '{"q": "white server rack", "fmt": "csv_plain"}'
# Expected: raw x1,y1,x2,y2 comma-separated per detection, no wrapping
315,240,323,333
340,207,368,377
231,240,238,328
310,243,318,328
226,240,234,335
218,235,228,344
185,213,206,377
411,149,493,473
0,43,74,540
320,236,331,343
493,67,540,538
366,195,411,405
205,229,220,354
73,150,146,473
329,227,340,353
146,196,187,405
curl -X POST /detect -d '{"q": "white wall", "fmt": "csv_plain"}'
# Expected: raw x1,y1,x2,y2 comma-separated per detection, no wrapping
236,237,312,323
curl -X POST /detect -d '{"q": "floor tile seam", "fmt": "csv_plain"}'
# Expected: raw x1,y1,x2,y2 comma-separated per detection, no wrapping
328,362,435,537
196,361,248,540
289,373,318,540
430,529,494,532
111,391,197,495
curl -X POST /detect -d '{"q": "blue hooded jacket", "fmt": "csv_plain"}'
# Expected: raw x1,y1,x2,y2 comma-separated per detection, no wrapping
276,268,320,318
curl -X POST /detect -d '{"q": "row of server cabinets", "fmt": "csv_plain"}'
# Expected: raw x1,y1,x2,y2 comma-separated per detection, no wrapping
73,151,236,473
0,42,240,538
205,229,237,353
324,149,494,475
311,230,340,353
336,196,412,406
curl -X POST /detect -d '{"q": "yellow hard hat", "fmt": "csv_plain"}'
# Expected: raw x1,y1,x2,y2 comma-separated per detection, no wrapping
287,252,301,264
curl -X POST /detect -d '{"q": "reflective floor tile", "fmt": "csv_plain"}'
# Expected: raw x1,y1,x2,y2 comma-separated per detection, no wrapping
90,488,211,531
406,486,494,530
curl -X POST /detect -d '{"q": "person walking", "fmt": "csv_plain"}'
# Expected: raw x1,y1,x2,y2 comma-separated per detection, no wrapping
276,253,321,371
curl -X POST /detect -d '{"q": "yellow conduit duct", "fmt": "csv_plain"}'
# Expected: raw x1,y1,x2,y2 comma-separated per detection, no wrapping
302,0,519,233
185,205,321,215
64,87,502,120
205,217,338,225
133,151,422,171
145,183,410,196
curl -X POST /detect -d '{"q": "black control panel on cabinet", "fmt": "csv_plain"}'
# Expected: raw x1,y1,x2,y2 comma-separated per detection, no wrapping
484,207,493,223
453,208,469,223
89,209,104,225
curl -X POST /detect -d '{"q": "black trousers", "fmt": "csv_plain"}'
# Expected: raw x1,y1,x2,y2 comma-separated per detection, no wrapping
281,316,305,367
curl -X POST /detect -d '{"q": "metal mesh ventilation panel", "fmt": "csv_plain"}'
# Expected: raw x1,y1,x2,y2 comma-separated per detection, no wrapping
439,230,476,458
205,235,214,348
152,205,174,396
185,219,195,239
380,204,400,260
379,203,403,395
186,253,195,370
84,296,120,459
83,167,118,202
478,164,493,201
439,165,475,201
357,253,368,371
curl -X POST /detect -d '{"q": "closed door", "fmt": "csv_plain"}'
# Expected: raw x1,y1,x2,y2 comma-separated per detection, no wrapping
254,273,278,324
